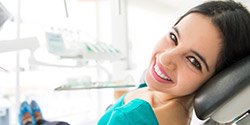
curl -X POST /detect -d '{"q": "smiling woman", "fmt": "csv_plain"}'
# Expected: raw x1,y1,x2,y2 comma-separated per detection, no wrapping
146,13,221,97
97,1,250,125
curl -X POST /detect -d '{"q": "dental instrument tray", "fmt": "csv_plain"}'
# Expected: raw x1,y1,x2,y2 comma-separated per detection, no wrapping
54,80,135,91
46,32,124,61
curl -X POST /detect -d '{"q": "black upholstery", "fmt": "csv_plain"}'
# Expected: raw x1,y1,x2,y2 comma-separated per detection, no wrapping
194,56,250,121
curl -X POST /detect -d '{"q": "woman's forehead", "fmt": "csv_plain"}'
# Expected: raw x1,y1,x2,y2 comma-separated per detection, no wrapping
175,13,222,45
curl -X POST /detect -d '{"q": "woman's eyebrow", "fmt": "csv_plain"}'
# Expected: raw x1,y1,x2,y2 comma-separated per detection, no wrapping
191,49,210,72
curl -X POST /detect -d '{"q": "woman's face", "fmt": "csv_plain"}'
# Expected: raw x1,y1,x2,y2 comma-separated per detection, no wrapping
145,13,222,97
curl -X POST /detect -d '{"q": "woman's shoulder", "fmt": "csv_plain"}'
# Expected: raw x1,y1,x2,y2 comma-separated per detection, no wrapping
115,91,158,125
124,87,153,105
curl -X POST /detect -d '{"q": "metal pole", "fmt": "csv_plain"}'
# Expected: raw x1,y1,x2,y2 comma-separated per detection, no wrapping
64,0,69,18
15,0,21,123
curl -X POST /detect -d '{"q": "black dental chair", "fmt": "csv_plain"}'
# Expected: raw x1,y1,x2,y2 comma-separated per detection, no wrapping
194,56,250,125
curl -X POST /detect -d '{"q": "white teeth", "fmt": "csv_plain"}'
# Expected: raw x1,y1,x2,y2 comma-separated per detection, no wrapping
154,65,171,81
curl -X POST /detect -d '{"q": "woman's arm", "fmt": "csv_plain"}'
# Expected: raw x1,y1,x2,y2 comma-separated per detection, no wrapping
98,98,158,125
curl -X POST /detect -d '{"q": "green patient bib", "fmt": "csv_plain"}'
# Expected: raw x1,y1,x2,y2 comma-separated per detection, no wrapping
98,84,159,125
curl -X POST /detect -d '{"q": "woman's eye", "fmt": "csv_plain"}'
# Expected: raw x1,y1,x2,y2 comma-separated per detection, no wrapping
169,32,178,45
187,56,202,71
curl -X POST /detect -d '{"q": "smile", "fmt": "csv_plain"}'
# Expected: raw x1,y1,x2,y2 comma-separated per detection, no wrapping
151,61,173,84
154,64,171,81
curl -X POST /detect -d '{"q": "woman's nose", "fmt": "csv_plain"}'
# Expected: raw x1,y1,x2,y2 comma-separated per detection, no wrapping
159,52,177,71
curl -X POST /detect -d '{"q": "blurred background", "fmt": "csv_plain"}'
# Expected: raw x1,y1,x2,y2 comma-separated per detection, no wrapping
0,0,249,124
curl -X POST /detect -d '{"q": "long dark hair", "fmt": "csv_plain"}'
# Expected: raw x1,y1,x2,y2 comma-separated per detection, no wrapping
175,0,250,73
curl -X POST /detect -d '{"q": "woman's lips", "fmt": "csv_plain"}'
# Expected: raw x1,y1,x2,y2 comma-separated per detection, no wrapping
151,61,174,84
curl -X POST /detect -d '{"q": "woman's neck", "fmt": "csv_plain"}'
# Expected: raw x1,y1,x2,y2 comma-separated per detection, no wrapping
146,87,177,107
147,87,194,113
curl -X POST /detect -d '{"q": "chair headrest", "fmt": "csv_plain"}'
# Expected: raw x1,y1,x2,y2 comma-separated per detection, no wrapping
194,56,250,123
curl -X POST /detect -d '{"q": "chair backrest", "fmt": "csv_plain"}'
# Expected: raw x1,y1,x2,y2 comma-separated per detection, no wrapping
194,56,250,123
